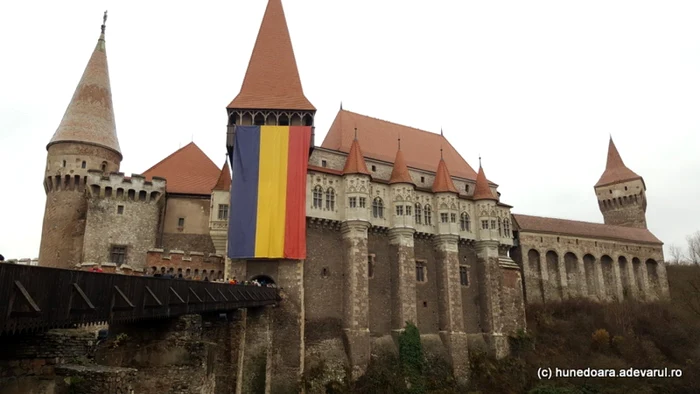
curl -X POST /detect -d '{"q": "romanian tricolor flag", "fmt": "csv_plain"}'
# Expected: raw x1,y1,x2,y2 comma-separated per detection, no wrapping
227,126,311,259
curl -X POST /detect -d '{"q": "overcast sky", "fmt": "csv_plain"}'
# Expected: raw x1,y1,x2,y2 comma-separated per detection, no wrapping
2,0,699,260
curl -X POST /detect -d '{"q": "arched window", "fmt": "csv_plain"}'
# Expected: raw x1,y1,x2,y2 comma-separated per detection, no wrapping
415,203,422,224
424,205,432,225
460,212,470,232
312,186,323,209
101,161,107,172
372,197,384,218
81,161,86,169
325,188,335,210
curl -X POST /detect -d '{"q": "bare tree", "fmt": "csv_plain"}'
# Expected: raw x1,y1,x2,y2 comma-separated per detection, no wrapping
668,243,685,264
687,231,700,265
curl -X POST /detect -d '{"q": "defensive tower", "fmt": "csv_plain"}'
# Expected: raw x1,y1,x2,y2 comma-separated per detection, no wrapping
39,12,122,268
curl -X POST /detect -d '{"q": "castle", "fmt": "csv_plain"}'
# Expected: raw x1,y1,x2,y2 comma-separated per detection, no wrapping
37,0,670,385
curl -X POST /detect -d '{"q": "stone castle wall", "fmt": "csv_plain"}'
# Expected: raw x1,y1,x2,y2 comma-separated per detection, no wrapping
513,231,669,304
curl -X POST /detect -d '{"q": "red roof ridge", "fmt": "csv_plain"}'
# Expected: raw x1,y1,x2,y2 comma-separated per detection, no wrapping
389,144,414,185
340,109,441,138
212,161,232,191
142,142,197,175
342,138,371,176
595,136,642,187
142,142,220,195
431,158,458,193
473,165,497,200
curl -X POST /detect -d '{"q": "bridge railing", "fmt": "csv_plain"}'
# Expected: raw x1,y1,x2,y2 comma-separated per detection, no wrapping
0,263,280,335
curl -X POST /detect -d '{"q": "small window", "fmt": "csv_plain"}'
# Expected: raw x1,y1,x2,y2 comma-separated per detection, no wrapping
406,205,412,216
482,220,489,230
359,197,366,208
440,212,449,223
110,245,127,266
321,267,329,278
62,160,66,167
416,261,426,282
81,161,86,169
371,165,377,172
450,213,456,223
465,184,470,192
368,254,375,279
396,205,404,216
321,160,327,168
349,197,357,208
313,185,323,209
101,162,107,172
459,266,469,286
117,205,124,215
491,220,496,229
420,176,425,183
178,217,185,228
218,204,229,220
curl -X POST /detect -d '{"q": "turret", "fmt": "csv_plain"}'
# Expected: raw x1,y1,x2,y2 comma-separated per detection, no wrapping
225,0,316,159
389,139,415,229
342,133,371,223
473,161,499,241
39,13,122,268
431,151,459,236
594,137,647,229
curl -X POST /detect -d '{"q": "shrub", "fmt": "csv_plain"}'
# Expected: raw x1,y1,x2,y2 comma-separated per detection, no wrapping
591,329,610,351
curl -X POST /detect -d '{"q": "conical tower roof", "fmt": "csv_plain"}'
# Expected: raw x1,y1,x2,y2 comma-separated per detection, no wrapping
432,156,458,193
343,137,371,176
47,16,121,157
213,161,232,191
595,137,642,187
227,0,315,111
473,164,497,201
389,141,414,185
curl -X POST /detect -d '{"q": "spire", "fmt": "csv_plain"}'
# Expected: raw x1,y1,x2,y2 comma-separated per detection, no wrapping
343,137,371,176
432,156,458,193
595,136,642,187
340,101,343,110
227,0,315,111
473,162,497,201
47,13,121,157
212,161,232,191
389,139,413,185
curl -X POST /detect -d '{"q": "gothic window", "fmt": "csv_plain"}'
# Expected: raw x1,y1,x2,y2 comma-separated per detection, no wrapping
218,204,229,220
460,212,470,231
459,266,469,286
498,218,502,236
313,186,323,209
424,205,432,225
110,245,127,266
415,261,426,282
406,205,412,216
101,161,107,172
450,213,456,223
481,220,489,230
415,203,422,224
349,197,357,208
504,219,511,236
440,212,449,223
359,197,366,208
372,197,384,218
396,205,404,216
491,220,496,229
325,188,336,210
368,254,375,279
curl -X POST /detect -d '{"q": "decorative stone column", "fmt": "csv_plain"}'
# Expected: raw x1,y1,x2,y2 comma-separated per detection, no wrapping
340,220,371,379
388,227,417,338
433,234,469,379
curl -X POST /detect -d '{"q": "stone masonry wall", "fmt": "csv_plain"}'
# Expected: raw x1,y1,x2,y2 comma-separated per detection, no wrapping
145,249,224,278
162,233,217,256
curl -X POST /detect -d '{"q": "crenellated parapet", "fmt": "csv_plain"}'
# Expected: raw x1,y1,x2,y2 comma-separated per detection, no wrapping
145,249,224,280
86,170,165,203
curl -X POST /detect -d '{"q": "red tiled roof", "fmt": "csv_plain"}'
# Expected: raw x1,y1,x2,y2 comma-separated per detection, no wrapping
432,158,458,193
142,142,220,195
595,137,642,188
473,165,497,201
322,110,480,181
308,165,343,176
512,214,662,245
227,0,315,111
212,161,231,191
389,148,414,185
342,138,371,176
48,30,121,156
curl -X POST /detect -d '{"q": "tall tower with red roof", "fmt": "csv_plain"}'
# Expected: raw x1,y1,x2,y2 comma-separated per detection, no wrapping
594,137,648,229
39,14,122,268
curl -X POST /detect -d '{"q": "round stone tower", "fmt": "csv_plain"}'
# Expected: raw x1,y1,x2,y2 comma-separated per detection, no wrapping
39,15,122,268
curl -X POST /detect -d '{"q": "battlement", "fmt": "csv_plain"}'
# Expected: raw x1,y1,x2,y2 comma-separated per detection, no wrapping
145,249,225,280
86,170,166,203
